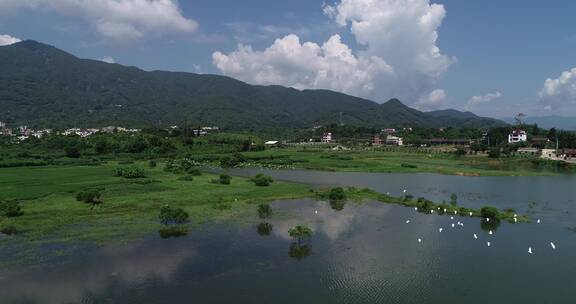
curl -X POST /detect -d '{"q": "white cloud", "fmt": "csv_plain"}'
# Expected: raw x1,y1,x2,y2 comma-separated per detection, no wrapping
0,34,21,46
100,56,115,64
0,0,198,41
539,67,576,109
213,34,394,95
465,91,502,109
213,0,454,104
416,89,447,110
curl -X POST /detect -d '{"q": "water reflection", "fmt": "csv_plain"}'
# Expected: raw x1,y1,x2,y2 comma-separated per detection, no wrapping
0,240,196,304
288,243,312,261
257,222,273,236
330,200,346,211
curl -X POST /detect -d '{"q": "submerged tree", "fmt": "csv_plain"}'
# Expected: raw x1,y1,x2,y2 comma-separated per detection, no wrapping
450,193,458,206
288,225,313,245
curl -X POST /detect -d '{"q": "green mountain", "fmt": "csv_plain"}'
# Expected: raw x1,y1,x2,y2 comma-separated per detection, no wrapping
0,40,506,130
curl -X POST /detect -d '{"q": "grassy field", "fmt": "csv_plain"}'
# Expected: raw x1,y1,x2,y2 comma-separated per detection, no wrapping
239,148,571,176
0,162,314,246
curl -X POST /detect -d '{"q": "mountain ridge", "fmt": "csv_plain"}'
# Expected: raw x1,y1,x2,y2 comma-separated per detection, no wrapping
0,40,507,130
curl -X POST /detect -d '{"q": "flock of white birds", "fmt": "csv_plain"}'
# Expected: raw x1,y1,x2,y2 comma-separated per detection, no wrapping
403,201,557,255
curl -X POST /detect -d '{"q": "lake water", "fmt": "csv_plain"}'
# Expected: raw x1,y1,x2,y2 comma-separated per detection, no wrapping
1,170,575,303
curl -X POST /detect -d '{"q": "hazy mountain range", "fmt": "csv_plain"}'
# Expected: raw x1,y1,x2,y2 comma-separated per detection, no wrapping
502,116,576,131
0,40,506,131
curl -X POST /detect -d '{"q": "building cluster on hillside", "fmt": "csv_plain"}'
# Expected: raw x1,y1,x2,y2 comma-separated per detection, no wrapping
0,120,141,141
169,125,220,137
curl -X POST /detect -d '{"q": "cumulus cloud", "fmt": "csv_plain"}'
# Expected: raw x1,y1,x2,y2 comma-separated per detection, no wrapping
416,89,447,110
0,0,197,41
539,67,576,109
465,91,502,110
100,56,115,64
0,34,21,46
213,34,393,95
213,0,454,105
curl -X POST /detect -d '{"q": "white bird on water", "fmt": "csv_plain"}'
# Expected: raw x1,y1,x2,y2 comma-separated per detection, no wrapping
486,218,490,222
431,209,434,214
489,230,493,235
528,247,533,254
315,210,318,214
439,228,443,233
405,220,411,224
469,212,473,216
450,216,454,220
418,238,422,243
454,210,457,215
451,223,455,228
487,241,491,247
537,219,541,224
550,242,556,250
444,208,447,213
414,207,418,211
474,234,478,239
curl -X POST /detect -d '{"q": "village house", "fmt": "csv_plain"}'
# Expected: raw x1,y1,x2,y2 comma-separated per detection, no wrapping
372,134,384,145
508,130,527,144
386,135,404,146
321,132,333,143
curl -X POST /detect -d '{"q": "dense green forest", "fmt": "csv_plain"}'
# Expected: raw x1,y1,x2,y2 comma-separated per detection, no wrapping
0,40,505,131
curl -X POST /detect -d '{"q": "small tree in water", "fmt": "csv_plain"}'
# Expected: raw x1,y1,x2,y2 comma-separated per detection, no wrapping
450,193,458,206
481,206,499,219
288,225,313,245
158,205,190,238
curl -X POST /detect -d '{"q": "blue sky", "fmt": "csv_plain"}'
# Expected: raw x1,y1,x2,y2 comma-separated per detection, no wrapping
1,0,576,118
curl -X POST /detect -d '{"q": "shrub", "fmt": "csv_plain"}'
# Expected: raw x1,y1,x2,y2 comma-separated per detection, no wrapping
481,206,500,219
65,146,81,158
0,200,24,217
159,205,190,226
114,167,146,179
251,174,274,187
454,148,467,156
328,187,346,202
219,174,232,185
0,225,19,235
488,148,501,158
187,168,202,176
177,175,194,181
76,190,103,209
148,160,157,168
401,163,418,169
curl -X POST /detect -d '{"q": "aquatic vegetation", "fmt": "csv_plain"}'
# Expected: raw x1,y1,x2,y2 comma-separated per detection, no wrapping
288,225,313,245
257,222,273,236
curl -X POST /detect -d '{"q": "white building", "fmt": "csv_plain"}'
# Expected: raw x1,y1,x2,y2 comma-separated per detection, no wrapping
508,130,527,144
321,132,333,143
386,135,404,146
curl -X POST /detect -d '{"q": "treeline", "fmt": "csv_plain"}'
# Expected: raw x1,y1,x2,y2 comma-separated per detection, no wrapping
0,129,265,161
